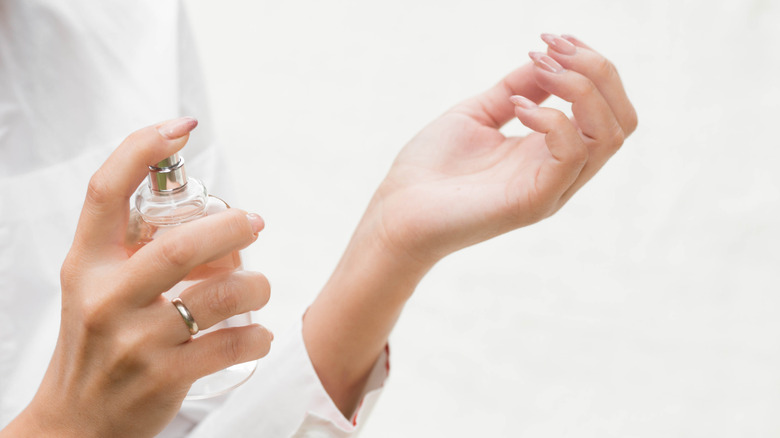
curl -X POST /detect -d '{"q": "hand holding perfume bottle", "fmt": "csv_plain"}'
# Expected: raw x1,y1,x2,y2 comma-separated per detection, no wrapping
128,148,262,399
4,118,273,438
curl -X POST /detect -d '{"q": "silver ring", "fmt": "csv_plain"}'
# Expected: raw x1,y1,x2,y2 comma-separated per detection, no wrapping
171,297,199,336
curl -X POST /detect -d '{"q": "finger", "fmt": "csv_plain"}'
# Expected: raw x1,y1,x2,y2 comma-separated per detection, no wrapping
510,95,588,201
161,271,271,344
528,51,625,154
121,209,264,304
451,63,550,129
176,324,273,382
560,34,594,51
75,117,199,252
541,33,638,135
528,52,627,202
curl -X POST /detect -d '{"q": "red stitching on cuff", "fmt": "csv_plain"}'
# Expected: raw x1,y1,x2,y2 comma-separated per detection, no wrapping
352,398,365,426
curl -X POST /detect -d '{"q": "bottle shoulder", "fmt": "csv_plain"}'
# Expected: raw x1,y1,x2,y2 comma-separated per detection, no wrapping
135,178,209,226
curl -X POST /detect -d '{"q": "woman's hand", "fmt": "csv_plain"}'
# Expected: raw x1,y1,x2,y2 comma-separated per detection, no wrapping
368,34,638,266
304,34,637,417
1,119,273,438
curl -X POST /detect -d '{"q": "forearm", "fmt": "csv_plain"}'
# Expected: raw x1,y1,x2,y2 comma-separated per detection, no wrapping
302,31,635,422
302,201,434,416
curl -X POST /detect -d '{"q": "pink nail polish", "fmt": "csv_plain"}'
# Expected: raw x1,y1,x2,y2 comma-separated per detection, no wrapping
529,51,564,73
247,213,265,234
541,33,577,55
128,149,257,397
157,117,198,140
509,95,537,109
561,34,587,49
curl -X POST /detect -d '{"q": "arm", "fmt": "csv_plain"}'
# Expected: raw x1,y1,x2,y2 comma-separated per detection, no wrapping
303,34,638,415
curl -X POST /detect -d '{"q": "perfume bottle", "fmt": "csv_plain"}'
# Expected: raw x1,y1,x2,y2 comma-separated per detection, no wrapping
126,153,257,400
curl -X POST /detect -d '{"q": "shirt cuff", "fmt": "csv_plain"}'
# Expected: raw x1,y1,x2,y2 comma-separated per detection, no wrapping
305,343,390,432
182,316,389,438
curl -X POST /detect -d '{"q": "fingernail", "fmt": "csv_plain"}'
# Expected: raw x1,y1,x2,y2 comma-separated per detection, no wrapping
158,117,198,140
541,33,576,55
561,34,585,47
509,95,537,109
268,330,274,341
529,51,564,73
246,213,265,234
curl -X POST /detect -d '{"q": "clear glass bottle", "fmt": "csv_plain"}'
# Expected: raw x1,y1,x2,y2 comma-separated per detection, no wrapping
125,153,257,400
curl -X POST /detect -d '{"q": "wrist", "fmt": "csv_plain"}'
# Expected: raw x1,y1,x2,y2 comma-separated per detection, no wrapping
362,182,458,271
369,176,498,266
303,197,437,416
346,199,438,290
2,403,79,438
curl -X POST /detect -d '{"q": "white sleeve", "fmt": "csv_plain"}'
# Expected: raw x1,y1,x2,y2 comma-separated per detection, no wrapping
157,317,389,438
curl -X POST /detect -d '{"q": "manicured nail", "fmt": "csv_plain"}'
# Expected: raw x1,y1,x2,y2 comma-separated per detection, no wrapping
268,329,274,341
157,117,198,139
541,33,576,55
529,51,564,73
509,95,537,109
246,213,265,234
561,34,585,47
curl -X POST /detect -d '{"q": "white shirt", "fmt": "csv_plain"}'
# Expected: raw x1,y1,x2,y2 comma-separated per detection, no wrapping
0,0,387,436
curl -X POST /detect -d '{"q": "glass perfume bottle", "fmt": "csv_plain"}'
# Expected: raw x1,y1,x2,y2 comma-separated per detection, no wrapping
125,153,257,399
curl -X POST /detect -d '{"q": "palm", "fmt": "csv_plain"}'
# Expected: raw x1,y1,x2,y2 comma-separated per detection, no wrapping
376,110,558,260
369,54,630,262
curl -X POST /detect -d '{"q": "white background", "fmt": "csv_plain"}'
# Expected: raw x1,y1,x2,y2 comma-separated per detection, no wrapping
184,1,779,436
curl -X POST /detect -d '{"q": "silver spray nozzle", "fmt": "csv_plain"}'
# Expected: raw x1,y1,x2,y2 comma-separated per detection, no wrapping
148,153,187,192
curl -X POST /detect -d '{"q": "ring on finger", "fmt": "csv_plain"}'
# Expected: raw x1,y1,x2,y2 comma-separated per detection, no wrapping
171,297,199,336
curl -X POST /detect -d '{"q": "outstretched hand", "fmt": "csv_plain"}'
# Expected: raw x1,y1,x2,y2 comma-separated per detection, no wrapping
369,34,637,265
305,34,638,419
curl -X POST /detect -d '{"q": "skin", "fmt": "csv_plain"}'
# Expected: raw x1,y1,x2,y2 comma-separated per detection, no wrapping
302,34,637,415
0,34,636,435
1,119,274,437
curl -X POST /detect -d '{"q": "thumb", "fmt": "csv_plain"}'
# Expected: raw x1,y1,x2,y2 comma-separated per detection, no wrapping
75,117,198,251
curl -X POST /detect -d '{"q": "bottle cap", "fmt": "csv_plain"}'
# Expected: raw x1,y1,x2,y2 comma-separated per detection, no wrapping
148,153,188,192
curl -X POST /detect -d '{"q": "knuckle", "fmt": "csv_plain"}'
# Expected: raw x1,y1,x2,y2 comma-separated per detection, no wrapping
572,78,597,99
594,56,617,81
139,372,170,398
108,334,149,379
608,124,626,151
79,294,114,333
115,331,145,358
256,333,272,359
59,267,73,290
497,78,514,98
209,279,241,317
59,253,81,290
85,172,112,206
226,209,252,239
548,110,570,127
158,238,195,269
249,326,272,359
255,274,271,307
571,143,590,166
222,333,246,364
625,108,639,134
